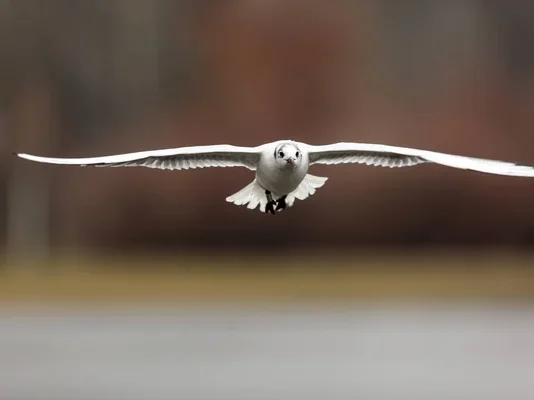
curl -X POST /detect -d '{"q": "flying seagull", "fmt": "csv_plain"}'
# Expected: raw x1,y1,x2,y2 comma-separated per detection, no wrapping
14,140,534,214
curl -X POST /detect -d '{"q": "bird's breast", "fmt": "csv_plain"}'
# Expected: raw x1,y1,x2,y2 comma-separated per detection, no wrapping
256,161,308,196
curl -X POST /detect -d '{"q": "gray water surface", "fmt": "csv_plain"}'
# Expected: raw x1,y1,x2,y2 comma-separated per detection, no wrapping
0,304,532,400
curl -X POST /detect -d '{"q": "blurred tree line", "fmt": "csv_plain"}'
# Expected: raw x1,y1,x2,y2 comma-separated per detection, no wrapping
1,1,534,257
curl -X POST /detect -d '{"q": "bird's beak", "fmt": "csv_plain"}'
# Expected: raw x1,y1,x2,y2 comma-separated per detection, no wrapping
286,158,296,166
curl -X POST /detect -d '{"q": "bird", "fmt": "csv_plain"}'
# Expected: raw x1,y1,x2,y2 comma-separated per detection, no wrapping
14,140,534,214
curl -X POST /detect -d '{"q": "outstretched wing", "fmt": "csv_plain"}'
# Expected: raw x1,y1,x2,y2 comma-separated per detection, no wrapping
305,142,534,177
15,144,261,171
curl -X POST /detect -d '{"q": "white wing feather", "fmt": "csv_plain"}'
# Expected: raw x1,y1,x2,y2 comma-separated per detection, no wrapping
15,144,261,171
306,142,534,177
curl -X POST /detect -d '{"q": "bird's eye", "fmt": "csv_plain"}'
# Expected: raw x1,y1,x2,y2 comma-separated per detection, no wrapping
279,151,284,158
296,151,300,157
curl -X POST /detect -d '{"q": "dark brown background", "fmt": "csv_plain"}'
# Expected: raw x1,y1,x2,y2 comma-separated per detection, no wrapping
2,1,534,256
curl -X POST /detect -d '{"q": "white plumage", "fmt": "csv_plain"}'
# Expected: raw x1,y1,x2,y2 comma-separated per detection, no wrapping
15,140,534,214
307,142,534,177
16,144,260,171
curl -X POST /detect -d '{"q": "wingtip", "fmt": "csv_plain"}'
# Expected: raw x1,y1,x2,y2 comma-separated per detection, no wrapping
13,153,36,162
13,152,28,159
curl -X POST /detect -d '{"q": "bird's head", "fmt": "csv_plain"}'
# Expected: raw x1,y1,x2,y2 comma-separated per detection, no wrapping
274,142,302,169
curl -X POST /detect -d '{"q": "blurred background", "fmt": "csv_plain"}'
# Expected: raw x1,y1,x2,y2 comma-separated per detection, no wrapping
1,1,534,399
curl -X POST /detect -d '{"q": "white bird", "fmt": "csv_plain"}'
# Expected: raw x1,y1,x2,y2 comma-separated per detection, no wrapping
15,140,534,214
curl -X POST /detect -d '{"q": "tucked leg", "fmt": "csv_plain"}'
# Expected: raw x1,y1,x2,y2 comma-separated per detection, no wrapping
275,195,287,211
265,190,276,215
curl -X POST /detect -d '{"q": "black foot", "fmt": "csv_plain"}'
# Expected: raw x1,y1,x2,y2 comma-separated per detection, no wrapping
275,195,287,211
265,190,276,215
265,201,276,215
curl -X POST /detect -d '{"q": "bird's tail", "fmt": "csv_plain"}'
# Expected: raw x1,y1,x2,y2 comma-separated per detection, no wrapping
285,174,328,208
226,179,269,212
226,174,328,213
